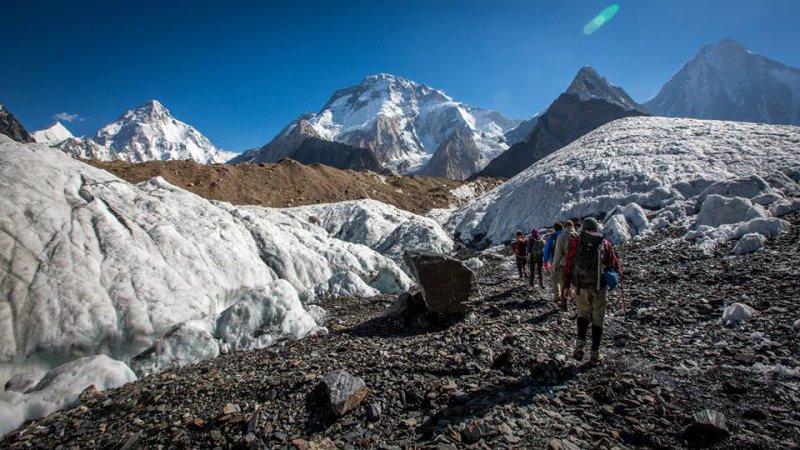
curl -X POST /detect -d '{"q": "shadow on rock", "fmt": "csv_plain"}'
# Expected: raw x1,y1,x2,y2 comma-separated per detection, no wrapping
345,291,464,338
303,383,338,434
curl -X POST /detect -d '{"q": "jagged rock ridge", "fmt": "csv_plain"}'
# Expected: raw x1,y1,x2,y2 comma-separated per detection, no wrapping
0,104,34,143
476,67,647,179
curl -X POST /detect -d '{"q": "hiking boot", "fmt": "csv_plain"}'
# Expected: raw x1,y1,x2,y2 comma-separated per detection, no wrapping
573,339,586,361
559,298,568,312
590,349,605,365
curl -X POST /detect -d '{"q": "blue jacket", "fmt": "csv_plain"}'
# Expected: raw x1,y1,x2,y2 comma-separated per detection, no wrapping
543,230,561,264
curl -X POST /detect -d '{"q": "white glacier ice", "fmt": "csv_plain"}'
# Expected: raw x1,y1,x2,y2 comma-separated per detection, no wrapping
733,233,767,255
0,134,450,381
0,355,136,436
448,117,800,245
130,280,321,376
0,134,455,435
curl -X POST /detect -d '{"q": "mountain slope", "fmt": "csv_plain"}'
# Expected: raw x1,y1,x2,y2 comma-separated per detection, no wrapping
241,74,520,178
416,126,482,180
31,121,74,145
54,100,224,163
0,104,34,143
476,67,647,179
450,116,800,244
229,117,381,171
645,39,800,125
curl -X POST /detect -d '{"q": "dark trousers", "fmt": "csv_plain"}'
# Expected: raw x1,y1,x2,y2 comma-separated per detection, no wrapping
516,257,527,278
529,257,543,287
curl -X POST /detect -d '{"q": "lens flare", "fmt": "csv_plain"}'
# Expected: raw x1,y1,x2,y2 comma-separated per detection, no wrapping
583,4,620,35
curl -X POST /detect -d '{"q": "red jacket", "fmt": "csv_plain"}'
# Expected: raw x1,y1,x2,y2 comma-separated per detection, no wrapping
562,234,621,289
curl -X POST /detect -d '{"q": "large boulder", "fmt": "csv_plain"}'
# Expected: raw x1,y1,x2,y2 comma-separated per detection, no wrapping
321,369,369,416
681,409,730,446
402,252,479,314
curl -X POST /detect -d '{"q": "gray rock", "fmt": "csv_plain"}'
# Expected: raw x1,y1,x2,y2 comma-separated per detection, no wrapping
322,369,369,416
682,409,730,445
366,402,382,421
403,252,479,314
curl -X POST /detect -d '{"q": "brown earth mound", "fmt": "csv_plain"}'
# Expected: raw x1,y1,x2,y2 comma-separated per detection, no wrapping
85,159,503,215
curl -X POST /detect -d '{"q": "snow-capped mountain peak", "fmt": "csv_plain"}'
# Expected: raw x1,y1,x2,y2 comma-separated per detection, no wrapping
86,99,224,163
566,66,644,112
245,73,520,179
31,121,74,145
645,38,800,125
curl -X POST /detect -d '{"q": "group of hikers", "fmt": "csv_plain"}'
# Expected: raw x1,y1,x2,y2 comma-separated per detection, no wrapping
512,218,622,365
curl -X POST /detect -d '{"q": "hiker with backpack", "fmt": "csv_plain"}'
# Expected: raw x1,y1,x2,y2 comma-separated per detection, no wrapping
553,220,579,311
561,217,622,365
543,223,563,304
512,230,528,279
526,228,545,288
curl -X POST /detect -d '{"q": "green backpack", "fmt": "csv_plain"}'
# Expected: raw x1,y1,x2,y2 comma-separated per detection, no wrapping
531,239,545,260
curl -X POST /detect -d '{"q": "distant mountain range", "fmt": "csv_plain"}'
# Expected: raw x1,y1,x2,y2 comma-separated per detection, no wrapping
2,38,798,178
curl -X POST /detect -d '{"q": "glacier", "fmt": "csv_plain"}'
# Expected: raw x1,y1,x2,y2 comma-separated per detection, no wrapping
448,116,800,245
0,134,454,434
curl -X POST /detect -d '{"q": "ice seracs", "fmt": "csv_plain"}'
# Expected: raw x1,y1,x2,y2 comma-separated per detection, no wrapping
448,116,800,246
0,355,136,436
0,134,456,435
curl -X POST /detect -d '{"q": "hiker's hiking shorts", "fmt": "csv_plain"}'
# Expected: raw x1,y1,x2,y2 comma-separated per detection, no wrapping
575,288,607,326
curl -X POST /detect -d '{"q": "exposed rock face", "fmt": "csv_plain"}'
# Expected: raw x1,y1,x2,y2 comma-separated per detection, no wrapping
230,116,320,164
645,39,800,125
402,252,478,314
0,104,34,143
286,138,381,172
417,126,482,180
503,114,540,146
476,67,647,179
321,369,369,416
230,118,381,171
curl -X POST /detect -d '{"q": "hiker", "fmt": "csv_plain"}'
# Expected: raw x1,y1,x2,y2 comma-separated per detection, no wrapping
543,223,563,303
553,220,579,311
526,228,545,288
561,217,622,365
512,230,528,279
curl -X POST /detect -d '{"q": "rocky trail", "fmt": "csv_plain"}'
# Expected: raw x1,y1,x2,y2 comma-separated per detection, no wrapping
3,213,800,449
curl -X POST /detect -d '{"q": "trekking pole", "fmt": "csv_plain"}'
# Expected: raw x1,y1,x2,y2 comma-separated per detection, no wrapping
619,270,627,314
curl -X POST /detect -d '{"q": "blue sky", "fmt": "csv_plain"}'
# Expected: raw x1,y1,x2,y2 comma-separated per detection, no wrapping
2,0,799,151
